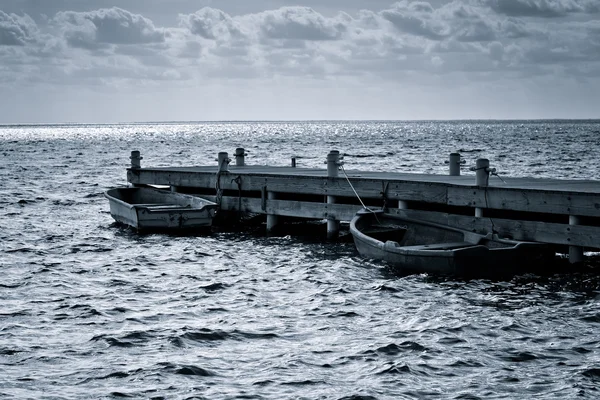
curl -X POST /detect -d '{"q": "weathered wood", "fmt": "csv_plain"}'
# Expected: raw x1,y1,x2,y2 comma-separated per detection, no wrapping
475,158,490,187
130,151,142,169
449,153,461,176
266,191,278,233
129,169,600,218
208,195,600,248
126,161,600,250
327,150,341,239
235,148,246,167
569,215,584,263
218,152,230,172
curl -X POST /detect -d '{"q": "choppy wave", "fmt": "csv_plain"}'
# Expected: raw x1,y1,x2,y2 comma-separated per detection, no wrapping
1,121,600,399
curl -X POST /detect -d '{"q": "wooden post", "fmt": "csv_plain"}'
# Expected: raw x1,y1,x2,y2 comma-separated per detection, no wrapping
326,150,340,178
449,153,461,176
218,152,230,172
326,150,341,239
569,215,584,264
235,148,246,167
475,158,490,187
130,150,142,169
475,158,489,218
266,191,278,234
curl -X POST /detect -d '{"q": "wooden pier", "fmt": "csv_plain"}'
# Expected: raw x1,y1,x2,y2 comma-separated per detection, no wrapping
126,150,600,262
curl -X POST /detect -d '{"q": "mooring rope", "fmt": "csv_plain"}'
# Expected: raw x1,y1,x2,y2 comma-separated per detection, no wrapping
215,158,228,209
339,162,385,226
340,164,369,210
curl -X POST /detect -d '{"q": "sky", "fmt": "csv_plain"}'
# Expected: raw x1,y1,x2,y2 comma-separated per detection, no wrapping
0,0,599,123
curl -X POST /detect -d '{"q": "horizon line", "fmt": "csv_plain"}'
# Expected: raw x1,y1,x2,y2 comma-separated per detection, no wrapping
2,118,600,126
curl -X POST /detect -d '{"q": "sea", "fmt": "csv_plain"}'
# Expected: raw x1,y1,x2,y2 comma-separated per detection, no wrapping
1,120,600,399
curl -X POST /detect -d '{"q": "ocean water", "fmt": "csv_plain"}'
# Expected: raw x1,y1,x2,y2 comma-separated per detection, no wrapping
1,120,600,399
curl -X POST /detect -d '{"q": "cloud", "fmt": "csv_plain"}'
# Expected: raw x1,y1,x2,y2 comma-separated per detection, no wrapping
257,7,346,41
0,11,39,46
1,1,599,123
381,1,449,40
440,2,496,42
486,0,600,18
179,7,243,41
54,7,166,50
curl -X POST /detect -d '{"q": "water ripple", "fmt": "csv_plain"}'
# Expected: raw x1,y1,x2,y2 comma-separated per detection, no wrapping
1,121,600,399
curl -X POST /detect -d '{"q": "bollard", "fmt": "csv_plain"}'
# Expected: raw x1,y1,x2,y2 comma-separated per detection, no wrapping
291,157,296,168
266,191,278,234
398,200,408,210
569,215,584,264
235,148,246,167
130,150,142,169
218,152,230,172
449,153,461,176
475,158,490,187
326,150,340,178
326,150,341,239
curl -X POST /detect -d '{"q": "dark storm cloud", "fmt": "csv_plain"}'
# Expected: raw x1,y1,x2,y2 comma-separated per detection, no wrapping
54,7,166,49
487,0,600,18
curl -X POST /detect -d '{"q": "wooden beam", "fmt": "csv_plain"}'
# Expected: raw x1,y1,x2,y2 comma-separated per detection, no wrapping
209,195,600,248
128,169,600,218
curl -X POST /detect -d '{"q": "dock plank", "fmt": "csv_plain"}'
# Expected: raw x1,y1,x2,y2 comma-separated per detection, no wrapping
128,164,600,249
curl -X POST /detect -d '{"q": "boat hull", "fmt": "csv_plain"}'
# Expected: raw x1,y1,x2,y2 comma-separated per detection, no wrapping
105,187,217,232
350,210,554,277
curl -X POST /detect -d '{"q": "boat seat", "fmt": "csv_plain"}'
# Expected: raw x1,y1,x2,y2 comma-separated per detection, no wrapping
391,242,474,250
134,204,189,209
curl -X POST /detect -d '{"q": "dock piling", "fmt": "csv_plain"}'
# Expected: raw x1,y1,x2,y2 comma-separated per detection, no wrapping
569,215,584,264
218,152,230,172
130,150,142,169
235,148,246,167
266,191,278,234
475,158,490,187
474,158,491,218
326,150,341,239
449,152,461,176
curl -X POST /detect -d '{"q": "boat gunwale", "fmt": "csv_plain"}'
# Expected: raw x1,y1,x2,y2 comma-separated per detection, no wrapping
104,187,217,212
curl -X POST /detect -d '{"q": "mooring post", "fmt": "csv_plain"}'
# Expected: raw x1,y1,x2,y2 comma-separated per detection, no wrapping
326,150,341,239
130,150,142,169
474,158,490,218
449,152,461,176
266,191,278,234
218,152,230,172
128,151,143,187
569,215,584,264
291,157,296,168
235,148,246,167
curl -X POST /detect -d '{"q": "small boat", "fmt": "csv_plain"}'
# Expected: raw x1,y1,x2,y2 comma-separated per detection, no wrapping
105,187,217,232
350,209,554,277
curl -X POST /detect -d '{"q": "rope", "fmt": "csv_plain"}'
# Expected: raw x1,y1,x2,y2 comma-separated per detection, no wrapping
483,185,498,235
215,159,228,209
340,164,371,211
232,175,243,218
339,164,382,227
